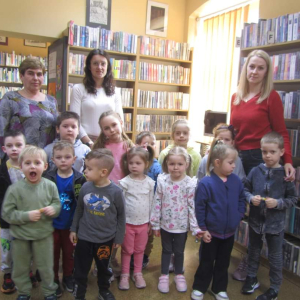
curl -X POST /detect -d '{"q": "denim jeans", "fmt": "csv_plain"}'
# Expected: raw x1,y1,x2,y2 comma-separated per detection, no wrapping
247,226,284,291
239,149,263,176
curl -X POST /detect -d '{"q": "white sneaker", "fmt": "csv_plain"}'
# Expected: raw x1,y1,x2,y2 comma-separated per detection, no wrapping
212,291,229,300
191,290,204,300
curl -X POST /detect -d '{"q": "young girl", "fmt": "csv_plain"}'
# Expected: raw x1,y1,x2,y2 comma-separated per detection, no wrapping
191,140,246,300
93,110,134,278
118,146,155,290
151,147,203,294
158,119,201,177
197,123,245,181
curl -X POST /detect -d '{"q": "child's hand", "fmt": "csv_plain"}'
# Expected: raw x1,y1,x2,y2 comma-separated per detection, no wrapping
42,206,56,216
196,231,205,239
203,231,212,243
148,224,152,236
153,230,160,237
113,243,120,249
69,232,77,245
251,195,262,206
29,210,41,222
265,197,278,209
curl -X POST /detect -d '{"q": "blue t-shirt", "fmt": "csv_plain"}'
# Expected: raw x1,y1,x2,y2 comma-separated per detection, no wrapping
147,158,162,192
53,173,76,230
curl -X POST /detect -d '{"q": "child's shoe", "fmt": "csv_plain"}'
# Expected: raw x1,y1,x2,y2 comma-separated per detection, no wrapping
44,294,57,300
62,276,74,292
16,295,31,300
118,274,130,290
98,288,116,300
158,274,169,293
54,280,62,298
242,276,260,294
174,274,187,292
133,272,146,289
29,271,39,288
212,291,229,300
232,254,248,281
191,290,204,300
256,288,278,300
1,273,16,294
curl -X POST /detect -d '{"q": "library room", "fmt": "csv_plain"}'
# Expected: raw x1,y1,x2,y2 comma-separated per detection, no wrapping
0,0,300,300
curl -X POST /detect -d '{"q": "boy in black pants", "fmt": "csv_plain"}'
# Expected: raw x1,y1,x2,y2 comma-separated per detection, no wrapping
70,149,126,300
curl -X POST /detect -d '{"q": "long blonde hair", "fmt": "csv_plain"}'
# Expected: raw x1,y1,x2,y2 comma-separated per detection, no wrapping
234,49,273,105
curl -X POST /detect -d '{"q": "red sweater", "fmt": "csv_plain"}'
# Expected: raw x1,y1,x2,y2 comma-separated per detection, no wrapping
230,90,292,164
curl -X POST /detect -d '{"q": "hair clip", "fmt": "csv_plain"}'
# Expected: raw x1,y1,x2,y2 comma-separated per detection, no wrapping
218,125,235,139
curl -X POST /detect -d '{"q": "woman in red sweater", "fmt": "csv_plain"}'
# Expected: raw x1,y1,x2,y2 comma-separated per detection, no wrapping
230,49,294,179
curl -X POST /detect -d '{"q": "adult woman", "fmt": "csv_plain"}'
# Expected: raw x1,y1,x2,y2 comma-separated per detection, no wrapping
70,49,123,147
230,49,295,179
0,57,58,158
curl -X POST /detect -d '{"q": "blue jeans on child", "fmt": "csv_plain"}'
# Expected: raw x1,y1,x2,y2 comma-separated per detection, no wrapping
247,226,284,291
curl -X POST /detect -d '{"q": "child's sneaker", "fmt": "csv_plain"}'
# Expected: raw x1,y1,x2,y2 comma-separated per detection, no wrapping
174,274,187,292
133,272,146,289
29,271,39,288
118,274,130,290
98,289,116,300
191,290,204,300
158,275,169,293
212,291,229,300
16,295,31,300
232,254,248,281
54,280,62,298
242,276,260,294
1,273,16,294
44,294,57,300
62,276,73,292
256,288,278,300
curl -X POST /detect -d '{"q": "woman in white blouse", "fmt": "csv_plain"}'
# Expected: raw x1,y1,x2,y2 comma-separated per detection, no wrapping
70,49,123,147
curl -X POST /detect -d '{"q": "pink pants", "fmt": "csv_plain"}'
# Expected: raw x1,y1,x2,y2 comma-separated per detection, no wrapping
121,223,149,274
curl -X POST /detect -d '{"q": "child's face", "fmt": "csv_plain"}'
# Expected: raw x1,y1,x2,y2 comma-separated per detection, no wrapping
128,155,146,177
100,116,122,143
216,131,233,146
56,118,79,143
261,142,284,168
166,154,188,181
84,158,106,182
2,135,26,162
52,148,76,173
139,135,156,150
21,154,47,184
173,125,190,147
218,151,236,177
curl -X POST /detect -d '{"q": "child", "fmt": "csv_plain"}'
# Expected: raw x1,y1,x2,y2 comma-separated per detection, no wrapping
151,146,203,294
118,146,155,290
44,140,86,297
2,146,61,300
44,111,90,173
158,119,201,177
135,131,162,268
70,149,126,300
197,124,245,181
241,132,297,300
0,130,26,294
191,140,246,300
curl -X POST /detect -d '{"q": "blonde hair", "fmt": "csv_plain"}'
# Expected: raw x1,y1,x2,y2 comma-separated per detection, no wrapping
171,119,190,142
162,146,192,177
261,131,284,149
93,110,134,150
212,123,234,140
206,139,237,175
234,49,273,105
19,145,47,165
52,140,75,156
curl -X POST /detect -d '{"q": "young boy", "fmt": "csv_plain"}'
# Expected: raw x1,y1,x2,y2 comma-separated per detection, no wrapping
2,146,61,300
70,149,126,300
242,132,297,300
44,140,86,297
0,130,26,294
44,111,90,173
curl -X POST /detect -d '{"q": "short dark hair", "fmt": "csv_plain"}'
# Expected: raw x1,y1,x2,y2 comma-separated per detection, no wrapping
135,131,156,145
261,131,284,149
52,140,75,156
56,111,80,128
86,148,115,173
3,130,26,144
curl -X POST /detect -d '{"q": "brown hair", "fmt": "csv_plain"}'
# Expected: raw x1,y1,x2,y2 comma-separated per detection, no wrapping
135,131,156,145
85,148,115,173
52,140,75,156
56,111,80,128
4,130,26,145
260,131,284,149
212,123,235,140
19,57,46,75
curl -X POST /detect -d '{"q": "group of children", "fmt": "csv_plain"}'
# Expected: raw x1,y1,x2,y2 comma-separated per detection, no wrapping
0,110,297,300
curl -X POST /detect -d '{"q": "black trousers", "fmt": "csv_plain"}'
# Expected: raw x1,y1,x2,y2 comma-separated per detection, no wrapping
73,238,113,299
192,235,234,294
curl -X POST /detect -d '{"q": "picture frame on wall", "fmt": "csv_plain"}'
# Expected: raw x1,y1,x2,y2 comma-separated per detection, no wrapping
86,0,111,29
0,36,8,46
24,40,47,48
146,1,168,37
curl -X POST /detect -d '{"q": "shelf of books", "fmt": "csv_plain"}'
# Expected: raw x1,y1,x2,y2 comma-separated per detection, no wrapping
66,21,192,144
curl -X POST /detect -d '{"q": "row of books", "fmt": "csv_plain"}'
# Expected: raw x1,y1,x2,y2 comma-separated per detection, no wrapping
0,86,20,98
123,113,132,131
0,52,48,68
241,12,300,48
0,67,48,84
272,52,300,80
139,62,190,85
136,115,186,133
285,206,300,238
154,140,172,158
277,90,300,119
287,127,300,157
140,36,191,61
110,58,136,80
116,87,134,107
137,90,190,110
68,21,138,54
69,53,87,75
